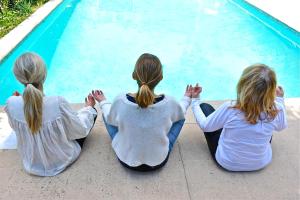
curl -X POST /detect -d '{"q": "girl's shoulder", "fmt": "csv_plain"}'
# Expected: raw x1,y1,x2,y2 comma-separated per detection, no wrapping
6,96,22,105
5,96,23,114
219,100,237,110
218,100,243,117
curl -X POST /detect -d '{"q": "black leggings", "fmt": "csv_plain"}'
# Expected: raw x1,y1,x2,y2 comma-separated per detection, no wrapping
76,109,98,148
200,103,222,161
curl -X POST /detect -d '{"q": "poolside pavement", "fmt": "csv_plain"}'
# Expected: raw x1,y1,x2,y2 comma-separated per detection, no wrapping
0,100,299,200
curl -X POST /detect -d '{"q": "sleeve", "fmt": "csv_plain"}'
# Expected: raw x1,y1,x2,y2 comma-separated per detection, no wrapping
170,98,185,123
3,105,14,129
179,96,191,114
59,97,98,140
273,97,287,131
98,99,119,127
191,98,230,132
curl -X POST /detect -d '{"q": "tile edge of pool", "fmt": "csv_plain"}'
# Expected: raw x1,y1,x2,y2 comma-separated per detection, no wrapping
0,97,299,108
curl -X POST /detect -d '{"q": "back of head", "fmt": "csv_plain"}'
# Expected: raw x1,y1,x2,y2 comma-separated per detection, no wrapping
234,64,278,124
132,53,163,108
13,52,47,133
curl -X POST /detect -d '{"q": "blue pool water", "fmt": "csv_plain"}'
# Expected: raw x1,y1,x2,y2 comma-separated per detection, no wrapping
0,0,299,104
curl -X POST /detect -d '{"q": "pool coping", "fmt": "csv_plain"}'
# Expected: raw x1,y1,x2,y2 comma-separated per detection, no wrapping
231,0,300,48
245,0,300,33
0,0,63,62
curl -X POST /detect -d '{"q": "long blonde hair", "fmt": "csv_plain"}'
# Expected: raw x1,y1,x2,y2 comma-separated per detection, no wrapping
234,64,278,124
132,53,163,108
13,53,47,133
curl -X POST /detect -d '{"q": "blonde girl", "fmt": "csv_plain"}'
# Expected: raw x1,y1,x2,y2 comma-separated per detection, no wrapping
93,53,192,171
4,52,97,176
191,64,287,171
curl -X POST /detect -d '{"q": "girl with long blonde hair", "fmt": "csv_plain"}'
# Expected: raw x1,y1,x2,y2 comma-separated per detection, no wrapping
4,52,97,176
191,64,287,171
93,53,192,171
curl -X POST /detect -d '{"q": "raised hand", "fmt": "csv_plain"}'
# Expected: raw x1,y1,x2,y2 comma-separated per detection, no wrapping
12,91,20,96
192,83,202,98
85,93,96,107
184,85,193,98
92,90,106,102
276,86,284,97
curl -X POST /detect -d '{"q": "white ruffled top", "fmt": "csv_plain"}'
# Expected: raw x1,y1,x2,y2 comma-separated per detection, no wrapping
4,96,97,176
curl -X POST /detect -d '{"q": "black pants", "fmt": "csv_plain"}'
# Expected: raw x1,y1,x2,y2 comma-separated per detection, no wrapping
200,103,222,161
76,109,98,148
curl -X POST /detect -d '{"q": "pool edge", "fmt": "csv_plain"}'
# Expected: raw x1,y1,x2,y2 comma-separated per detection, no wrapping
230,0,300,48
0,0,63,62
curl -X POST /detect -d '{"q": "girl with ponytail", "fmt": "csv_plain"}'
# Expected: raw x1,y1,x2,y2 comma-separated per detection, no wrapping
4,52,97,176
93,53,192,171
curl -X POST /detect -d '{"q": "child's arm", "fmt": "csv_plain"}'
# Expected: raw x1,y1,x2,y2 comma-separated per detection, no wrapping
92,90,118,126
4,92,22,128
191,99,230,132
190,83,228,132
179,85,193,114
3,105,13,129
59,95,97,140
93,89,111,120
273,86,287,131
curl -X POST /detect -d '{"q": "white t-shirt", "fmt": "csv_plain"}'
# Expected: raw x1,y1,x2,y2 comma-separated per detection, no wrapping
191,97,287,171
99,94,190,167
4,96,97,176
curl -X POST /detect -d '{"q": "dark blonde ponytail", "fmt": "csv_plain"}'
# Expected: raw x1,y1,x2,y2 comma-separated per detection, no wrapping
133,53,163,108
136,84,155,108
13,53,47,133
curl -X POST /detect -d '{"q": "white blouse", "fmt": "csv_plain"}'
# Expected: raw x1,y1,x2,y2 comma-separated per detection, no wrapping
4,96,97,176
99,94,190,167
191,97,287,171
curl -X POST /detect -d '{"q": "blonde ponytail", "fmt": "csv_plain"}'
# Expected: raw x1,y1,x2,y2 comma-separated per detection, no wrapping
133,53,163,108
13,53,47,134
136,84,155,108
23,84,44,133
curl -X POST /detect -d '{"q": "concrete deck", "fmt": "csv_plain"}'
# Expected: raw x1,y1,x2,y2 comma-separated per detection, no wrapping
0,100,299,200
246,0,300,32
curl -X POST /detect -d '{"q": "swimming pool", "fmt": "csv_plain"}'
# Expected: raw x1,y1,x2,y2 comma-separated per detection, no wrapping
0,0,299,105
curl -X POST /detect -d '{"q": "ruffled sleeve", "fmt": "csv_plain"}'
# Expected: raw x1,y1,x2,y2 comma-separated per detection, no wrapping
4,97,15,129
58,97,97,140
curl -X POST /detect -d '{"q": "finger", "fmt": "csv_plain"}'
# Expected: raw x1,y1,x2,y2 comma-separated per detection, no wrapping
100,90,103,95
92,90,95,95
